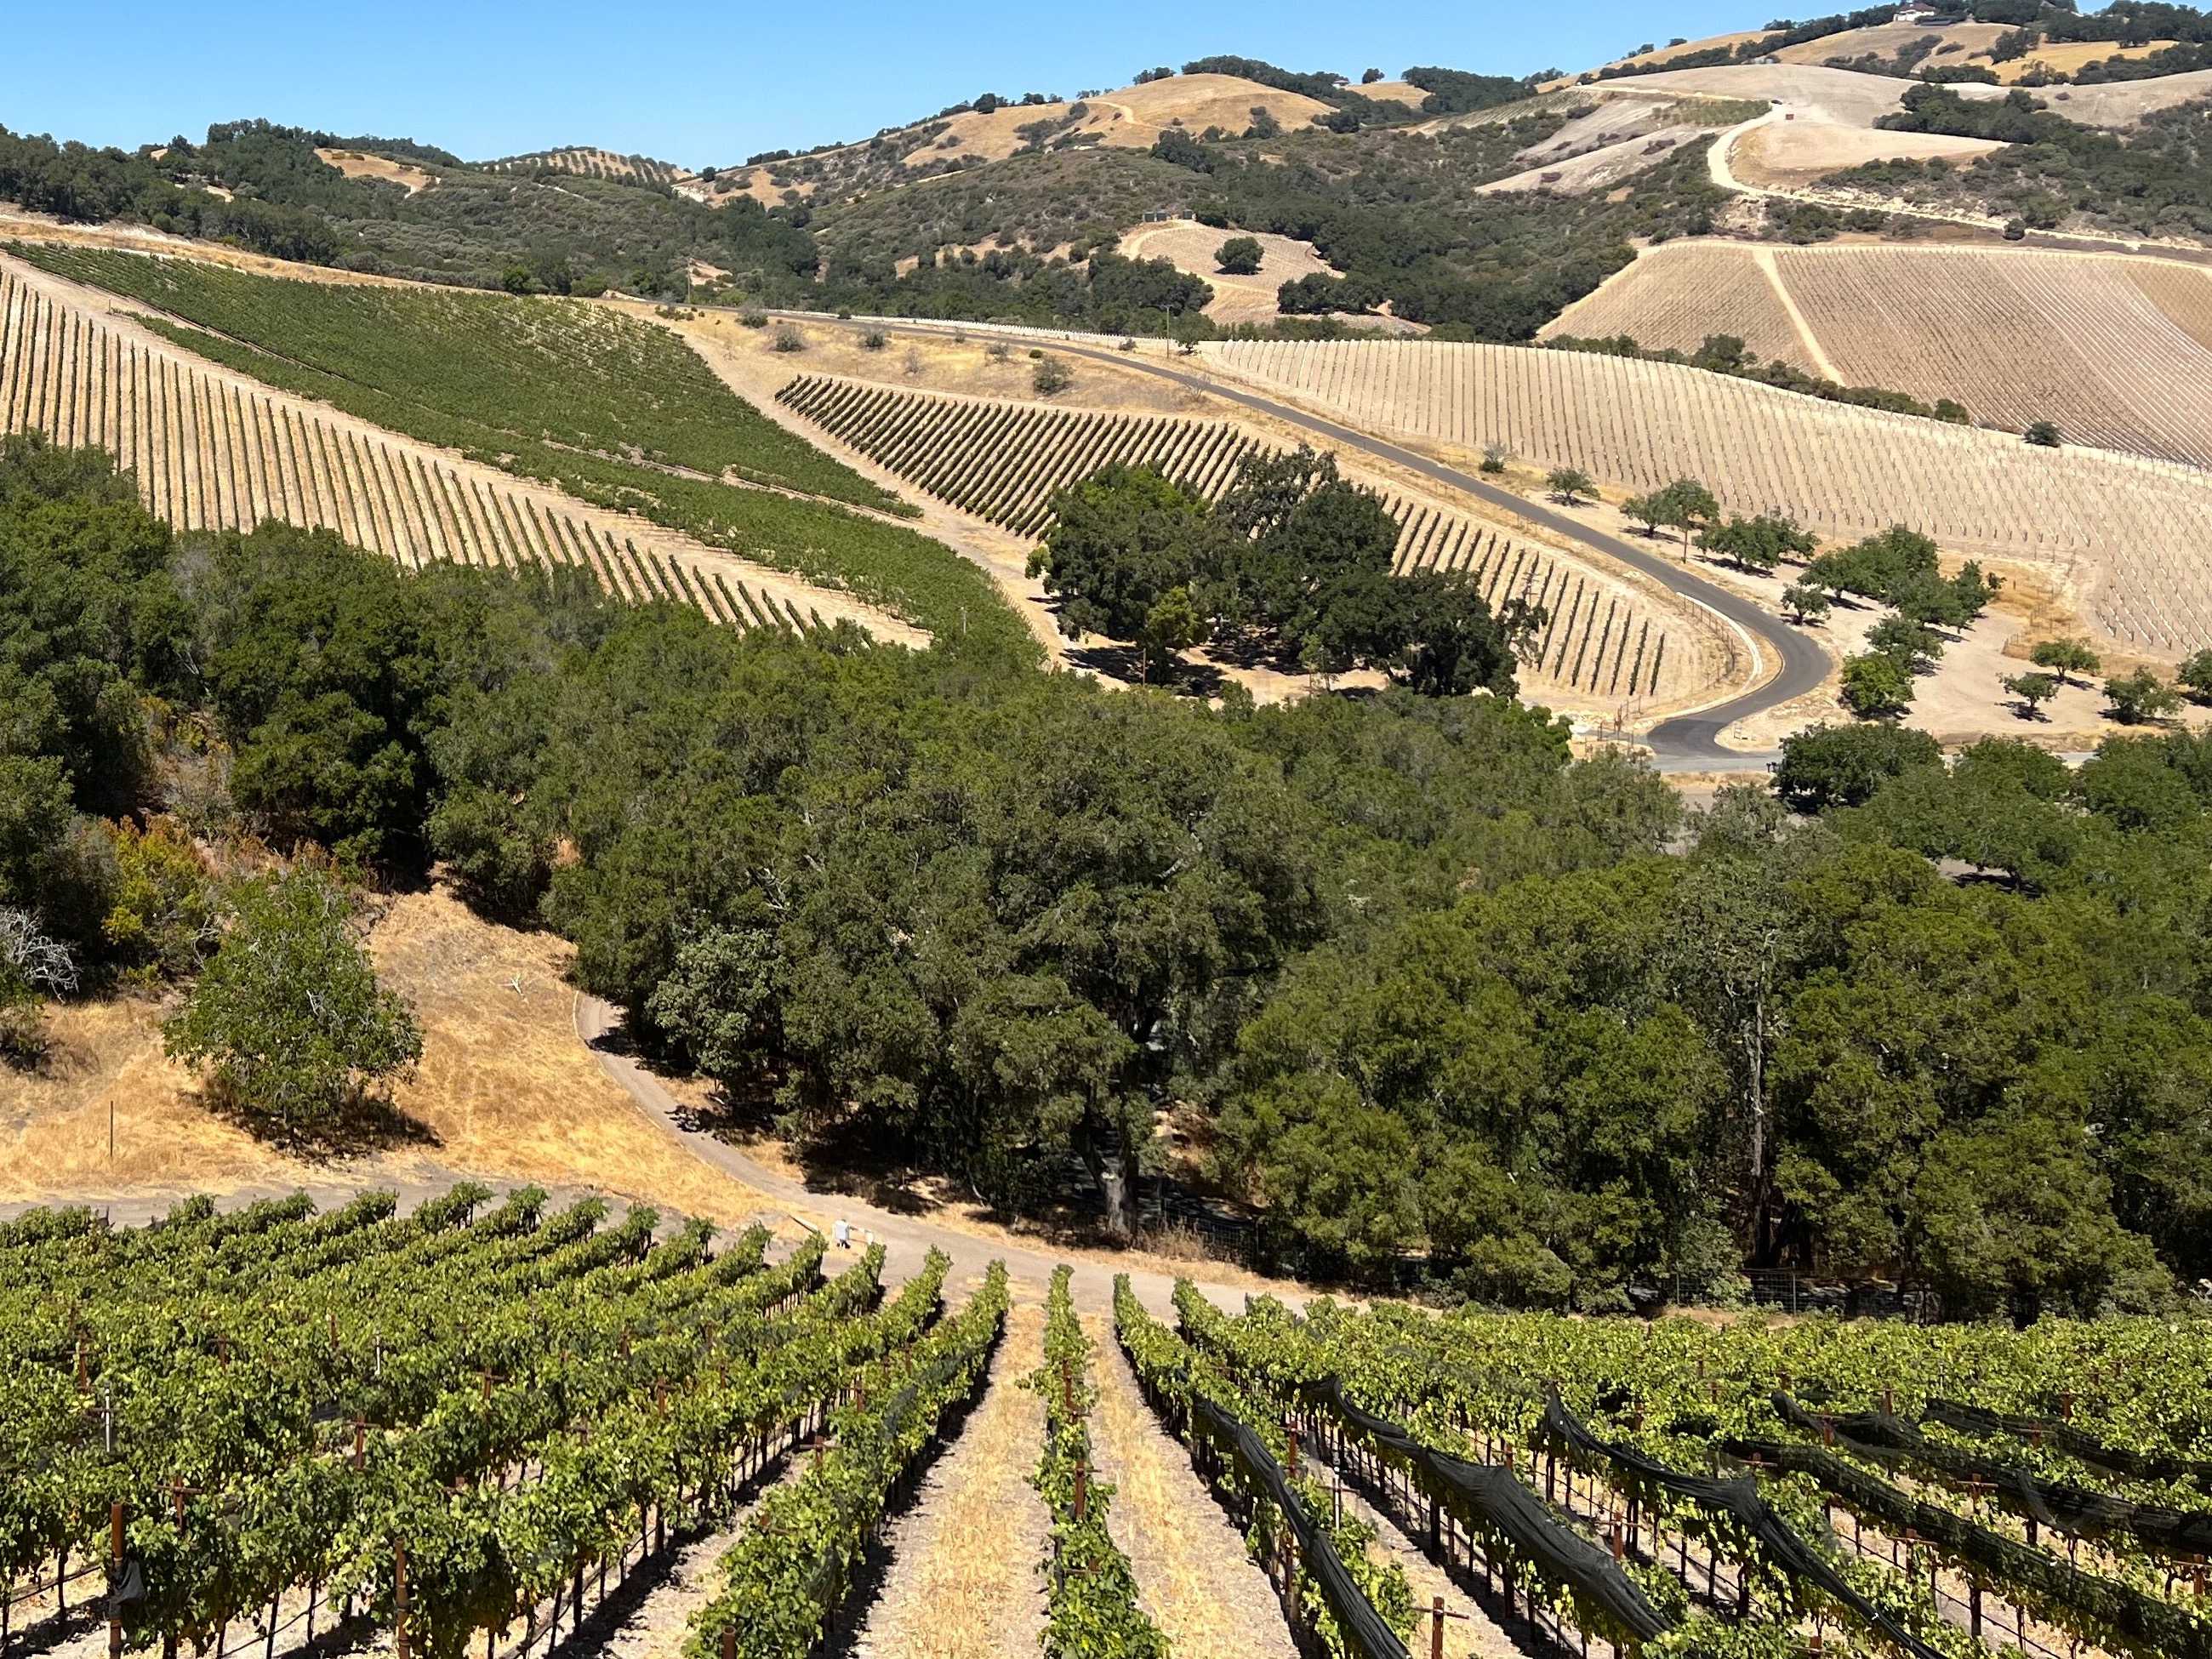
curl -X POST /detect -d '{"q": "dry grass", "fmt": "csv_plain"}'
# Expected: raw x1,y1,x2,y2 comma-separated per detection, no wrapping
844,1301,1048,1658
1086,1313,1301,1657
1729,119,2004,185
1772,20,2010,67
314,148,437,194
1992,39,2179,83
1116,221,1339,324
0,887,777,1225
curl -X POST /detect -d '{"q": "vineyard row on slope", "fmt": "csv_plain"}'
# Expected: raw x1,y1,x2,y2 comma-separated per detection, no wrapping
0,265,901,642
1198,335,2212,655
779,373,1679,701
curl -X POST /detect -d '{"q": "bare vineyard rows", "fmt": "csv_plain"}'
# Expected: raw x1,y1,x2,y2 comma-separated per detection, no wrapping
778,374,1266,535
1553,242,2212,471
1200,336,2212,656
1381,493,1672,698
0,268,848,640
781,374,1677,699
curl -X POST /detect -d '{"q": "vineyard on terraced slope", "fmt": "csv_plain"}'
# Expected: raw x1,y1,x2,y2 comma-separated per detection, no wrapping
1548,242,2212,470
780,374,1681,700
9,1189,2212,1659
1199,336,2212,655
479,147,694,186
5,245,1033,659
778,374,1267,536
0,265,892,641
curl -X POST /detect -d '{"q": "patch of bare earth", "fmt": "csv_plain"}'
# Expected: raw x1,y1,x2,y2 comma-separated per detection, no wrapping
840,1297,1049,1659
1085,1313,1303,1658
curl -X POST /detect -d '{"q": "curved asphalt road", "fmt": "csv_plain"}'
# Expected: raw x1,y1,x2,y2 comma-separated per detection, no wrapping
758,309,1829,763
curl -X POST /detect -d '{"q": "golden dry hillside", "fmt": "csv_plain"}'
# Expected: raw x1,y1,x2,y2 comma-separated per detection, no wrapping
482,145,696,186
1547,241,2212,470
1199,334,2212,656
692,72,1334,210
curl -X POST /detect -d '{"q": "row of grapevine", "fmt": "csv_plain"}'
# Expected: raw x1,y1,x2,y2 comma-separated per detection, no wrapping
1028,1266,1169,1659
1288,1296,2212,1659
684,1261,1009,1659
777,374,1265,536
1113,1275,1417,1659
1377,490,1674,699
0,1189,961,1659
479,148,693,187
1551,242,2212,470
0,261,920,645
780,373,1681,700
1199,335,2212,654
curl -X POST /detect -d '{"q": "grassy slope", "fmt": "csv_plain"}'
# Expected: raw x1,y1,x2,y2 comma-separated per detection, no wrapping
15,244,1035,662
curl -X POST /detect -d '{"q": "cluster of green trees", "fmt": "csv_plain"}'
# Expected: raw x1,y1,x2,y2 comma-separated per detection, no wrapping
1848,85,2212,240
1550,333,1973,425
11,432,2212,1317
1026,452,1542,688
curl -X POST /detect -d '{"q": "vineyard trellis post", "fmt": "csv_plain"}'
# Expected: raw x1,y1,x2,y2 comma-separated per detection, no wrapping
107,1502,123,1659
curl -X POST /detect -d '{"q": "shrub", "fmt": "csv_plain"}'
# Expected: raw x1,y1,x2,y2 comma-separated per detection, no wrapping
2105,668,2181,725
2024,419,2061,448
1480,442,1512,474
1033,355,1075,396
162,868,423,1147
1216,236,1265,276
860,328,889,351
771,325,807,353
738,307,769,328
986,340,1013,362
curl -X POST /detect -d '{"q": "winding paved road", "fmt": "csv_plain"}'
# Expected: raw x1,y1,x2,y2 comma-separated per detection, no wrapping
759,309,1822,764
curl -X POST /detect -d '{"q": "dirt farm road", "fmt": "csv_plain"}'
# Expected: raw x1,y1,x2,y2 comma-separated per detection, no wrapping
759,309,1824,767
574,993,1268,1316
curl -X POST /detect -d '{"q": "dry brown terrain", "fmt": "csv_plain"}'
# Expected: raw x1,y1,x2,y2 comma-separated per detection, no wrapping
314,147,437,193
1547,241,2212,470
1540,31,1778,90
1771,20,2011,66
0,887,778,1225
1992,38,2180,82
1482,125,1708,195
1115,220,1337,323
1197,333,2212,658
1727,119,2005,185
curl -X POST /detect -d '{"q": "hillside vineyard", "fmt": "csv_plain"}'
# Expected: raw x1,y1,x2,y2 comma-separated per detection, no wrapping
1551,242,2212,469
781,373,1685,700
1199,336,2212,654
0,263,916,642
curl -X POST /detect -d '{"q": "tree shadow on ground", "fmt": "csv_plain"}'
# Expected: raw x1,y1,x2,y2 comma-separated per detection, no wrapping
198,1078,441,1160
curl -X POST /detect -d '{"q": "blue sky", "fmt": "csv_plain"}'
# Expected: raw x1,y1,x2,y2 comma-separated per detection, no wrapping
12,1,1773,166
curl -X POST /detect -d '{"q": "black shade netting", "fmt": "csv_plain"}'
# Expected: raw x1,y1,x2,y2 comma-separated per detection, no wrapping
1191,1395,1411,1659
1775,1394,2212,1554
1924,1398,2212,1489
1316,1377,1671,1643
1730,1436,2212,1659
1542,1393,1950,1659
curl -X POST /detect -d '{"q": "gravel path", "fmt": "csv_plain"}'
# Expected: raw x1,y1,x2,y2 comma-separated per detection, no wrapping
1084,1314,1301,1659
837,1299,1051,1659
